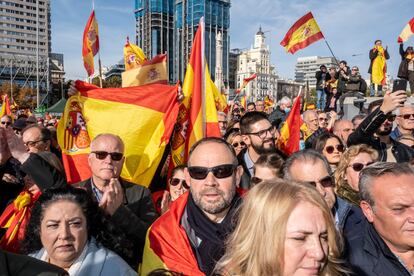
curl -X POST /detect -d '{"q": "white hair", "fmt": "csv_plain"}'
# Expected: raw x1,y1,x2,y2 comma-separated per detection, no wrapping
395,103,414,116
278,96,291,105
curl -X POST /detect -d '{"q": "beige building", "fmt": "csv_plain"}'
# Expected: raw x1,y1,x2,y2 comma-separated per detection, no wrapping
294,56,337,88
236,27,278,101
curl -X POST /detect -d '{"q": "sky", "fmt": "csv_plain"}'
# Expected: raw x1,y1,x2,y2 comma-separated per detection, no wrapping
52,0,414,81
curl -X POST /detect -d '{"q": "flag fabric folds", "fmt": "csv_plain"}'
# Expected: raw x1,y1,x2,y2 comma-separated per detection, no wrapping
57,80,179,186
170,17,221,168
141,192,204,275
236,73,257,93
124,37,147,70
82,10,99,76
280,12,324,54
398,17,414,43
277,93,303,156
0,94,11,117
371,46,387,85
122,54,168,87
240,95,247,110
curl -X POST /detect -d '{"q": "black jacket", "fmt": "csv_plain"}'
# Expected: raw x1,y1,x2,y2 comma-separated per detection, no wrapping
398,43,413,79
347,108,414,162
315,70,331,90
0,249,67,276
346,221,411,276
335,67,351,94
74,178,158,265
368,47,390,74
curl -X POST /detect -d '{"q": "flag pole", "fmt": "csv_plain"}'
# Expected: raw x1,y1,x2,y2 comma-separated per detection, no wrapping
324,39,340,66
98,53,103,88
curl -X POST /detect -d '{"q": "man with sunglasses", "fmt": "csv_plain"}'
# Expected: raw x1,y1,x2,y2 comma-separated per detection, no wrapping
390,105,414,141
0,115,12,129
283,149,364,236
142,137,243,276
348,91,414,162
75,133,157,267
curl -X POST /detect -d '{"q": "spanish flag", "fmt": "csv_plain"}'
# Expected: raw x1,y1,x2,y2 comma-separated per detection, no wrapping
0,94,11,117
398,17,414,43
57,80,179,186
280,12,324,54
236,73,257,93
264,95,274,111
124,37,147,70
170,17,221,168
277,92,303,156
371,46,387,85
122,54,168,87
141,192,204,275
240,95,247,110
82,10,99,76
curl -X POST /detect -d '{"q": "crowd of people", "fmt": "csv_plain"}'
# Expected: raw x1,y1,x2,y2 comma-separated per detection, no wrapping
0,42,414,276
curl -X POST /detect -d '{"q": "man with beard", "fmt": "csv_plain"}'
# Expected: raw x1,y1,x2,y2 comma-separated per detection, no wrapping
238,111,280,189
348,90,414,162
141,137,243,276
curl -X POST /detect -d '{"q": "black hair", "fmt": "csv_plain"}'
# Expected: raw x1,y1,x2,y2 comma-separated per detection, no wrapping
312,132,344,154
239,111,269,134
21,186,132,260
374,39,381,44
339,60,347,65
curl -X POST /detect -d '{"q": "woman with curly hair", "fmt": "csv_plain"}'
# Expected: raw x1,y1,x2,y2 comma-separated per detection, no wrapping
334,145,378,205
21,186,137,276
215,180,349,276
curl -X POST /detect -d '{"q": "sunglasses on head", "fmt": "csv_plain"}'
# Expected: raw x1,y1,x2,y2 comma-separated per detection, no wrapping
304,176,334,188
1,121,11,126
170,178,189,189
325,144,344,154
188,164,237,180
92,151,124,161
349,162,375,172
232,141,246,148
399,113,414,120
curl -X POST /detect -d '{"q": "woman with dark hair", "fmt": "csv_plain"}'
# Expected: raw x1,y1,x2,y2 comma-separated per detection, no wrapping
397,43,414,93
313,133,344,171
251,153,284,185
21,187,137,276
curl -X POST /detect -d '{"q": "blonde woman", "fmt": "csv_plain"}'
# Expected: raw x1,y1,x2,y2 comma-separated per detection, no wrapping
215,180,347,276
334,145,378,205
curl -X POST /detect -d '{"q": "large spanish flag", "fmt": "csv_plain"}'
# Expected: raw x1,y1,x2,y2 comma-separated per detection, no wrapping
371,46,387,85
121,54,168,87
398,17,414,43
170,17,221,167
82,10,99,77
57,80,179,186
0,94,11,117
277,92,303,156
141,192,204,275
123,37,147,71
280,12,324,54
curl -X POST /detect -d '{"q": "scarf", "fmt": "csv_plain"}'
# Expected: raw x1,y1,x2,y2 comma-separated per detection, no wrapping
186,192,241,276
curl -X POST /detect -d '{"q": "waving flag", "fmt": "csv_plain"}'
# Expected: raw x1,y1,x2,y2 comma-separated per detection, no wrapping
122,54,168,87
280,12,324,54
0,94,11,117
170,17,221,168
124,37,147,70
277,91,303,156
82,10,99,76
57,81,179,186
236,73,257,93
398,17,414,43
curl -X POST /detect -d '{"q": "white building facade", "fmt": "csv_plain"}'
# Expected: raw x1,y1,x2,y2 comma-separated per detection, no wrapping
294,56,338,88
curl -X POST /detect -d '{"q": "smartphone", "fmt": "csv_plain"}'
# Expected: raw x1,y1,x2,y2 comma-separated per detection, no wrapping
392,79,408,92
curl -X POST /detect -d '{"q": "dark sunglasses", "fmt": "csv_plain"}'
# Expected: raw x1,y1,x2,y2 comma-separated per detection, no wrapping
170,178,189,189
399,114,414,120
1,121,11,126
325,144,344,154
188,164,237,180
232,141,246,148
304,176,334,188
251,176,262,185
25,139,46,147
92,151,124,161
349,162,375,172
386,114,396,122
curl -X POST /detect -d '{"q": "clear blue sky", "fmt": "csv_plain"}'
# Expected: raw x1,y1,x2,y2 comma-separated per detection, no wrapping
52,0,413,81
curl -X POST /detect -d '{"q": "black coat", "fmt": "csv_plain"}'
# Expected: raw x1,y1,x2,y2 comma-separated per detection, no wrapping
347,108,414,162
268,106,286,128
315,70,331,90
335,67,351,94
368,47,390,74
398,43,413,79
0,249,67,276
346,220,411,276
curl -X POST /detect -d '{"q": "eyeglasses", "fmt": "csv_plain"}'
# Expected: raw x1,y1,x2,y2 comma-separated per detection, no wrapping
246,126,276,139
92,151,124,161
349,162,375,172
304,176,334,188
325,144,345,154
386,114,396,122
188,164,237,180
232,141,246,148
1,121,11,126
170,178,189,189
399,114,414,120
25,139,45,147
251,176,263,185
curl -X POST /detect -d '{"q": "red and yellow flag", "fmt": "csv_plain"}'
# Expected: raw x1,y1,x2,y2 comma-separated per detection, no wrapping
264,95,274,111
277,93,303,156
57,80,179,186
371,46,387,85
124,37,147,71
170,17,221,168
236,73,257,93
82,10,99,77
0,94,11,117
280,12,324,54
122,54,168,87
240,95,247,110
398,17,414,43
